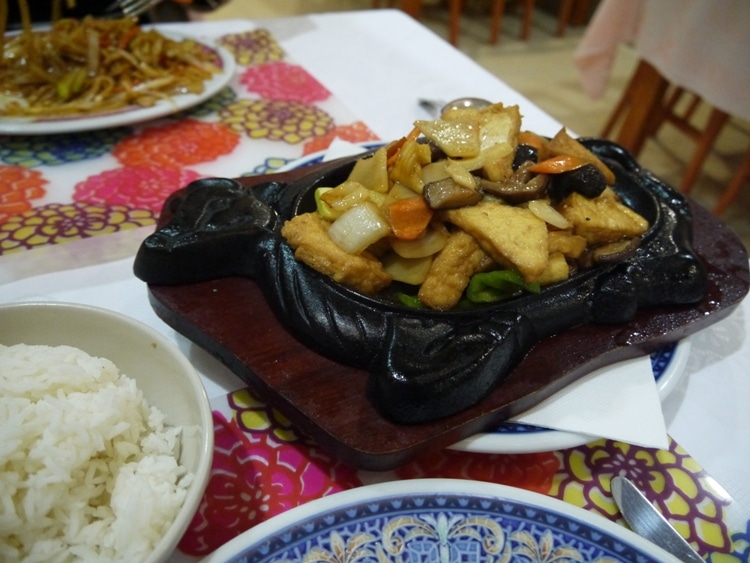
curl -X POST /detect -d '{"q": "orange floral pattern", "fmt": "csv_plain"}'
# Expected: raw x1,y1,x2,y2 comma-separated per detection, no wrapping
113,119,240,169
302,121,381,155
0,166,48,223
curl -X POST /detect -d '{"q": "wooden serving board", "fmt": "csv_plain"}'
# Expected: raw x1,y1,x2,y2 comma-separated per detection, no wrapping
147,165,749,470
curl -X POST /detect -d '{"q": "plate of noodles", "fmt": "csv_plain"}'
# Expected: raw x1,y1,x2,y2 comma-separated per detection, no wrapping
0,18,236,135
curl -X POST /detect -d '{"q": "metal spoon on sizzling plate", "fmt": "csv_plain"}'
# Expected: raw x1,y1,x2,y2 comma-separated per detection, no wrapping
418,97,492,117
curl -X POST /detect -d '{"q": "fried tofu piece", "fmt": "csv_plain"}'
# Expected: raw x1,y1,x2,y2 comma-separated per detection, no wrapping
418,229,493,310
536,251,570,286
557,190,649,245
444,104,522,182
442,200,549,283
548,128,616,185
548,230,587,259
415,117,481,158
281,212,392,294
478,104,522,181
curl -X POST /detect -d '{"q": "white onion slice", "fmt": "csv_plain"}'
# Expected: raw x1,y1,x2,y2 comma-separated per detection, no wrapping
528,199,571,229
328,202,391,254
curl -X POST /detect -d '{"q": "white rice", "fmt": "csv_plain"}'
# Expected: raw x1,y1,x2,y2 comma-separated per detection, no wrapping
0,344,193,562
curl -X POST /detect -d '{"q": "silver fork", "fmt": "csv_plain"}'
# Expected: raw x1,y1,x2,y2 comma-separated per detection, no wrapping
103,0,163,19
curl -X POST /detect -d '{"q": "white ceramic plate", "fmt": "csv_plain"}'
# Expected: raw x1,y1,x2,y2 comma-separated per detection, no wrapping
199,478,681,562
0,31,235,136
278,144,691,455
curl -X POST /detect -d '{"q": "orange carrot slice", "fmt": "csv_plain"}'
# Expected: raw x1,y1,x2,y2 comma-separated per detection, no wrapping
387,196,434,241
528,154,589,175
518,130,545,151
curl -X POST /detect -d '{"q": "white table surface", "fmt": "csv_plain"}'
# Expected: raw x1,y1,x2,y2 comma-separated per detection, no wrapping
2,9,749,516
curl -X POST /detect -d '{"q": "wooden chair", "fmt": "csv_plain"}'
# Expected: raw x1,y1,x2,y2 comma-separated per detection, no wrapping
655,88,729,194
371,0,422,19
602,59,731,196
374,0,583,47
600,60,669,157
715,146,750,216
484,0,536,45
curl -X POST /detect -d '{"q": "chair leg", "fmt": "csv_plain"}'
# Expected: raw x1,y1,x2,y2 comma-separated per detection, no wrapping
400,0,422,19
449,0,461,46
556,0,574,36
601,60,668,156
520,0,535,40
489,0,505,45
679,108,729,193
714,147,750,215
601,91,630,139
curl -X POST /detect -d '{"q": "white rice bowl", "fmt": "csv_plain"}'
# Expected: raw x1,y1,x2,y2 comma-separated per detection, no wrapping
0,302,213,562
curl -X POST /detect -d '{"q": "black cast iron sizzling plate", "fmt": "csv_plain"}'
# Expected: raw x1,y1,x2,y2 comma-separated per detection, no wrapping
134,140,749,470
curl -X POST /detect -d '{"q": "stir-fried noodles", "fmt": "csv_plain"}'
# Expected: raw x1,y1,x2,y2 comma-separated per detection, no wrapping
0,0,222,117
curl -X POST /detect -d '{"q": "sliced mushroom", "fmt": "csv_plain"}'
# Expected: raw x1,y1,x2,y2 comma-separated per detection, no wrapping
423,177,483,209
586,237,641,266
477,161,548,204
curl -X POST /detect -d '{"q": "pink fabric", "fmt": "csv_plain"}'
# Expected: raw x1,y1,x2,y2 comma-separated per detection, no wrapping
573,0,643,99
574,0,750,122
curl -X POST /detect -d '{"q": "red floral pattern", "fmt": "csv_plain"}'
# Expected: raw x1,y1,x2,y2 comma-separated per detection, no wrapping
113,119,239,169
179,411,361,556
181,384,748,560
395,448,560,494
240,62,331,103
74,167,202,214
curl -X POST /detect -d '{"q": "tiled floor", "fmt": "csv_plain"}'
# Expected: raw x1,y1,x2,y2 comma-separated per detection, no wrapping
201,0,750,251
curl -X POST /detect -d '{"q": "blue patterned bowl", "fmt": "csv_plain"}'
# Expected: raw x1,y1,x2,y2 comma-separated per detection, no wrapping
199,479,680,562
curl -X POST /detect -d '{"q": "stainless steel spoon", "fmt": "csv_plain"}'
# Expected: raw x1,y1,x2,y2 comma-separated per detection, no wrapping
418,96,492,117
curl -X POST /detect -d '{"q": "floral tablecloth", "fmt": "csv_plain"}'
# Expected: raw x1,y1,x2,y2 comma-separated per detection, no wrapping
170,389,750,561
0,26,379,256
1,18,748,563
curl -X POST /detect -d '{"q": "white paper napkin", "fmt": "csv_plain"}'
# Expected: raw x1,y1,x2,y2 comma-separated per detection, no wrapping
511,355,668,449
319,138,669,450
